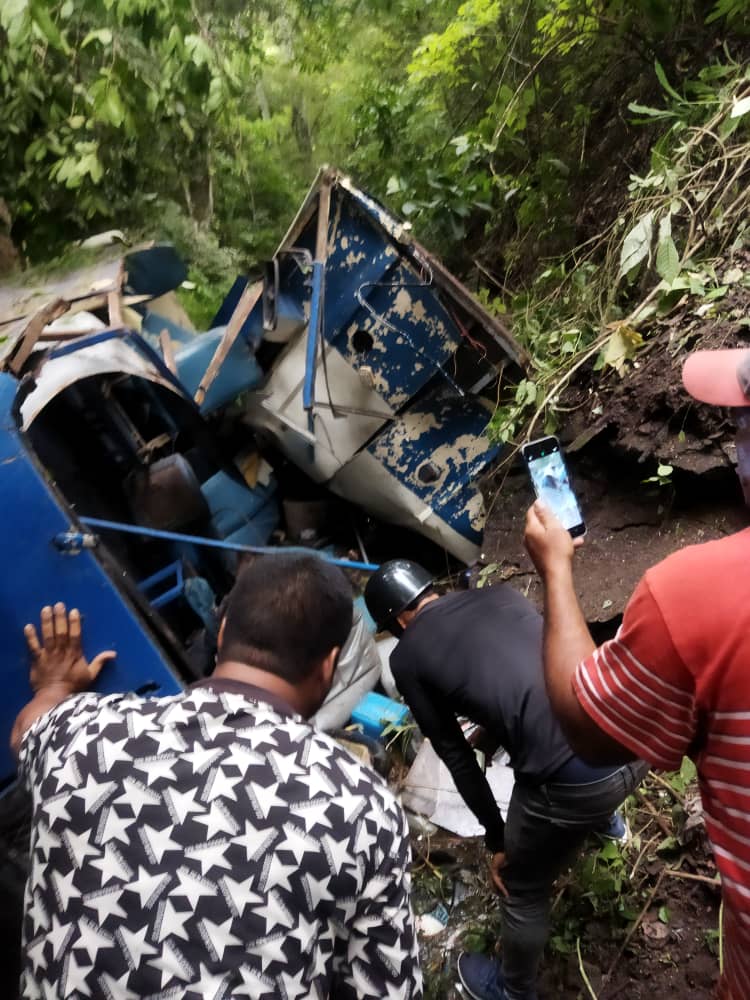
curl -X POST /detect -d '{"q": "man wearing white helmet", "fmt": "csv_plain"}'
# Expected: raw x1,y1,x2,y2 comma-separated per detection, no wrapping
525,347,750,1000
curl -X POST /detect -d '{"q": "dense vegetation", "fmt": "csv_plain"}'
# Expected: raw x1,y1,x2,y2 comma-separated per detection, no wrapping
1,0,749,433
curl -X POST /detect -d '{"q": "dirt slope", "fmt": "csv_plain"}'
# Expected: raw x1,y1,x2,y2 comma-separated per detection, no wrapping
480,276,750,622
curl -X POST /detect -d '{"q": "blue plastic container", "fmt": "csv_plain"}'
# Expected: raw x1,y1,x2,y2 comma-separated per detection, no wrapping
351,691,410,741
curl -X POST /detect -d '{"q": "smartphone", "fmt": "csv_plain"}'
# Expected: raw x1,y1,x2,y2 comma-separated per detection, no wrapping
522,435,586,538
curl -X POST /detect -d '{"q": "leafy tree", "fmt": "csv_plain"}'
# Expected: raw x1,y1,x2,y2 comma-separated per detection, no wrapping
0,0,296,261
1,0,748,295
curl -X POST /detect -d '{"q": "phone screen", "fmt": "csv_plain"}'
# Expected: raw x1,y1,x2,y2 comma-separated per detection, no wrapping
523,437,585,537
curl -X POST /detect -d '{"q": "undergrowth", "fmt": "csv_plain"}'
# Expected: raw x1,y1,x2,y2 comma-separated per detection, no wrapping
486,54,750,450
416,759,718,999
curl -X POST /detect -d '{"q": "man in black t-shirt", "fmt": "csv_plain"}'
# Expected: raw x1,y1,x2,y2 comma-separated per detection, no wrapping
365,560,647,1000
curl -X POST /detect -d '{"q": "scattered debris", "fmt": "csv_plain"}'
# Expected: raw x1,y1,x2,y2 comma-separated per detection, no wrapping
410,768,721,1000
417,903,451,937
403,740,514,838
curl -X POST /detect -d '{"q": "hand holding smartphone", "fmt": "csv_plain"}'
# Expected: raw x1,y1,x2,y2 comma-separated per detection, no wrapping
522,435,586,538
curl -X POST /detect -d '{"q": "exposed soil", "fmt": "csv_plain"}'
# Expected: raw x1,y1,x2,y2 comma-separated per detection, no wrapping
480,458,746,624
479,271,750,621
413,776,721,1000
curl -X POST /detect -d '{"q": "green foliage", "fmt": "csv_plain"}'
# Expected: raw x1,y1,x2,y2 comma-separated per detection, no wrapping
136,199,241,329
579,839,628,903
486,259,601,443
2,0,749,443
706,0,750,25
664,756,698,795
380,716,418,756
549,834,636,956
0,0,314,266
487,43,750,446
461,928,493,953
408,0,502,84
3,1,223,235
705,926,721,956
643,463,674,488
619,211,655,280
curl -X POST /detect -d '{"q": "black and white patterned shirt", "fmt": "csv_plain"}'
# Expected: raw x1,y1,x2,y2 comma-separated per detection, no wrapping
18,678,422,999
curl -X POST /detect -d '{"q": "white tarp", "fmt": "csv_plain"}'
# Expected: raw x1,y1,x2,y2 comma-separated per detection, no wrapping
402,739,515,838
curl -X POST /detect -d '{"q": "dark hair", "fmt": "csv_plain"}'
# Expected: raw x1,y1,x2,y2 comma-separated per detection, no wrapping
219,555,353,682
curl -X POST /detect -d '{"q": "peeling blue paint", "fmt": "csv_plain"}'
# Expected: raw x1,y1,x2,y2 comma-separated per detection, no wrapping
367,384,501,543
242,172,522,559
274,187,464,407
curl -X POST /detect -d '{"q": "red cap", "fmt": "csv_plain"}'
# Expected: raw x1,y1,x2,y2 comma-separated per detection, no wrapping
682,348,750,407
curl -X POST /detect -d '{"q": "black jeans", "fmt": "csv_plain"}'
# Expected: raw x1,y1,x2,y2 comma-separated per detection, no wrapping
499,760,649,1000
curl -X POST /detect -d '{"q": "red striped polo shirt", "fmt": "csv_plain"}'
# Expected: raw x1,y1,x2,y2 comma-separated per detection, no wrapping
574,527,750,1000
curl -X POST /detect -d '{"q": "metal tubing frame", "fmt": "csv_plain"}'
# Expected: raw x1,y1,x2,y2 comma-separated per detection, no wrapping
77,516,380,572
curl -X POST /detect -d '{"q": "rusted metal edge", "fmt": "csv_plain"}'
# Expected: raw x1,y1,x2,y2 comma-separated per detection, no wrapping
281,169,527,369
274,166,338,257
409,237,526,367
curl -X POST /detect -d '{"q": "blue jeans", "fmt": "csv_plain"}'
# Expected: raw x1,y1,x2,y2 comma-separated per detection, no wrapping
499,760,648,1000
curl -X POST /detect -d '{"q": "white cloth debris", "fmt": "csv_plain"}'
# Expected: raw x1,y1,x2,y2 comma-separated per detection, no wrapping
402,739,515,838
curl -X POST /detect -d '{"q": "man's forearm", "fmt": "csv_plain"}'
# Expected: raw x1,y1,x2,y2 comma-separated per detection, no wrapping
541,565,599,748
542,565,595,710
11,683,75,756
439,741,505,851
542,565,634,763
525,502,635,764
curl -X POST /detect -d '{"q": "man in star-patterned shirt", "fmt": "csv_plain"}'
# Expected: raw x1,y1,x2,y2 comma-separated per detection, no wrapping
13,555,422,999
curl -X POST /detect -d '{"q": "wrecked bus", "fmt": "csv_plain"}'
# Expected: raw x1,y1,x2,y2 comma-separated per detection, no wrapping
0,168,525,798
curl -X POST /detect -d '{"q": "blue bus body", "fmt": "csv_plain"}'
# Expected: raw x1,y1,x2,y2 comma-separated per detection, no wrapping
0,170,524,789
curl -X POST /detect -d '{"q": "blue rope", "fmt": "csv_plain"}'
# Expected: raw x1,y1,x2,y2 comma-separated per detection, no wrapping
78,516,380,573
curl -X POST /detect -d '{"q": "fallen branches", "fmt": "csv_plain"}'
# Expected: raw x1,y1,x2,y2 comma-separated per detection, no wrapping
648,770,687,808
634,787,672,839
490,61,750,451
664,868,720,888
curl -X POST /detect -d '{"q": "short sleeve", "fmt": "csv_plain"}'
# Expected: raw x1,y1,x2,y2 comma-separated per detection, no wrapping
338,801,422,999
17,692,106,791
573,575,698,771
